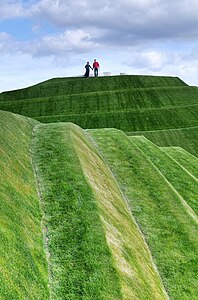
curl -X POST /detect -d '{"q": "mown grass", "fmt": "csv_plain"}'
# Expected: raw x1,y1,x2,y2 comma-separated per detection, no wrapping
70,124,168,300
31,122,122,300
161,147,198,179
131,136,198,216
30,103,197,133
89,128,198,300
1,86,198,118
1,75,196,132
128,126,198,157
0,75,186,101
0,111,49,299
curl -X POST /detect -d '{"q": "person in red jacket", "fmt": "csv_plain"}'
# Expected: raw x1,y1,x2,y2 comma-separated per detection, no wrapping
93,59,100,77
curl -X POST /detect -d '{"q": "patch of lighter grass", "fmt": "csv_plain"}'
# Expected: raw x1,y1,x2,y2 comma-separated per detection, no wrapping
70,124,168,300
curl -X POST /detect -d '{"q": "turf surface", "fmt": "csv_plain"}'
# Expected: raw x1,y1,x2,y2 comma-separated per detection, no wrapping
89,128,198,300
0,73,197,299
1,75,197,132
31,122,122,300
131,136,198,217
0,111,49,299
161,147,198,179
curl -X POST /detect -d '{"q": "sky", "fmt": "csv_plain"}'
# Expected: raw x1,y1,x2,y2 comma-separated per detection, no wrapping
0,0,198,92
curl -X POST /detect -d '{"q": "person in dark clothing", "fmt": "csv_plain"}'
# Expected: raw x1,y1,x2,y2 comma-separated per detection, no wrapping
84,62,93,77
93,59,100,77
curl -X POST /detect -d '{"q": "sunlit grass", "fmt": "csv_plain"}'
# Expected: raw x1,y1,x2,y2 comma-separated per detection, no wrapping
89,128,198,300
0,111,49,299
131,136,198,216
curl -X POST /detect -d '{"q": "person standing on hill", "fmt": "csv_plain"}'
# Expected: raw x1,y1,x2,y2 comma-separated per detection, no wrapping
84,62,93,78
93,59,100,77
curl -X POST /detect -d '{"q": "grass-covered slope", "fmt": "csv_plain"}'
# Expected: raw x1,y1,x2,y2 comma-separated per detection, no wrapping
0,111,49,299
0,75,186,100
1,75,197,132
31,122,168,300
1,71,197,299
161,147,198,179
131,136,198,217
128,126,198,157
89,128,198,300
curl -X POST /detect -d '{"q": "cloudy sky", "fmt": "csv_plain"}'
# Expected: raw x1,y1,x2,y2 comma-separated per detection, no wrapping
0,0,198,92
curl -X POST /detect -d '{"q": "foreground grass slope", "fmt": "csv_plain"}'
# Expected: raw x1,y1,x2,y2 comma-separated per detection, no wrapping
0,111,49,299
1,75,197,131
89,128,198,300
32,122,168,300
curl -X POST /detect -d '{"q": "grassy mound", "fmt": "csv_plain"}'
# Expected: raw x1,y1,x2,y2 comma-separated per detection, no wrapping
0,75,186,100
31,122,168,299
89,128,198,300
1,75,197,132
0,111,49,299
1,73,197,299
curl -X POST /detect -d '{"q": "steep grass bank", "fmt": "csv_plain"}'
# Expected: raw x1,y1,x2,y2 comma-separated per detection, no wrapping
89,128,198,300
0,75,186,100
0,111,49,299
128,126,198,157
31,122,168,299
161,147,198,179
33,104,198,131
1,86,197,118
31,123,122,300
131,136,198,217
70,124,168,300
1,75,196,132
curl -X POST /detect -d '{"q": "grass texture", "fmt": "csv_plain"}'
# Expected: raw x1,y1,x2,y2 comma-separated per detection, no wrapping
31,122,122,300
89,128,198,300
0,111,49,299
31,122,169,299
70,124,168,300
1,75,197,132
131,136,198,216
161,147,198,179
1,72,197,300
128,126,198,157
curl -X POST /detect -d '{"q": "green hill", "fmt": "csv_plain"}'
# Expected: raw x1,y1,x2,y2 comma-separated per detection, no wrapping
1,111,170,299
0,74,197,299
0,75,197,131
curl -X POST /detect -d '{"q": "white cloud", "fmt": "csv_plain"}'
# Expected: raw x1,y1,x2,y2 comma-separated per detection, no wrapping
0,0,30,19
0,31,18,53
29,29,98,56
27,0,198,40
0,28,99,57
